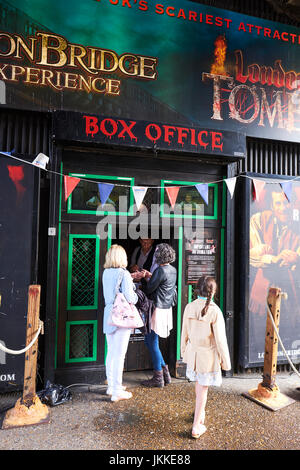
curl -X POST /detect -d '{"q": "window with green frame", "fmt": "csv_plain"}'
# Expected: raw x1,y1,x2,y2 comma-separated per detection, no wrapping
67,173,135,215
160,180,218,219
65,320,97,363
67,235,100,310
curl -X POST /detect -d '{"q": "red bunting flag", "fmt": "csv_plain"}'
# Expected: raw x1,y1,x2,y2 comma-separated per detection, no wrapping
64,175,80,201
252,179,265,201
166,186,180,209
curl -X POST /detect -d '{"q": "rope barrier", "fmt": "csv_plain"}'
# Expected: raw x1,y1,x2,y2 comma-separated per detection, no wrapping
266,299,300,381
0,297,299,382
0,320,43,355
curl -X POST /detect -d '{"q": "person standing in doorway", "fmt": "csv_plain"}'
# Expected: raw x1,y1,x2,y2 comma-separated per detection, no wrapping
102,244,138,402
129,237,158,283
181,276,231,438
141,243,177,388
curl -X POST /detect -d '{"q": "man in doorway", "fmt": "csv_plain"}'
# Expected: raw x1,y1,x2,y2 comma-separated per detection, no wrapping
179,192,198,212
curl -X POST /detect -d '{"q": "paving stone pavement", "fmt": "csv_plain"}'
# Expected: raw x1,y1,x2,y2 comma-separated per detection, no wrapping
0,371,299,452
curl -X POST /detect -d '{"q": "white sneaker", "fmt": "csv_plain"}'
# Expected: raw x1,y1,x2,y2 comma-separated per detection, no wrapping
111,391,133,402
192,424,207,439
106,385,126,396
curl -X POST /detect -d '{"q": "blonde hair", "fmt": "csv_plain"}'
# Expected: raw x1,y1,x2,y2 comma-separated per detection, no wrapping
104,244,128,269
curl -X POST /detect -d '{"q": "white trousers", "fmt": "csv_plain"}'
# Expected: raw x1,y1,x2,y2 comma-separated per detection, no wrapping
105,328,131,396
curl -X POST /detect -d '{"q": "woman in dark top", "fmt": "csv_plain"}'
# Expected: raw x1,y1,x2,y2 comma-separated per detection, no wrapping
141,243,177,388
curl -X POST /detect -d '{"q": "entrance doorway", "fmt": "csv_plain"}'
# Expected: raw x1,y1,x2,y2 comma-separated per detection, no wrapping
110,226,180,372
54,154,224,384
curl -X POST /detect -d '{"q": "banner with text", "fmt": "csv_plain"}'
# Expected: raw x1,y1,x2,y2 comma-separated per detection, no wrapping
1,0,300,142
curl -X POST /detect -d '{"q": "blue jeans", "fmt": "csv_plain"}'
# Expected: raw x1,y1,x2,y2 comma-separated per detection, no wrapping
144,330,166,371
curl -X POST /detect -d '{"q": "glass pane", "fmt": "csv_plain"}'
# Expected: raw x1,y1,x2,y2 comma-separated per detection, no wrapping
164,184,215,217
69,323,94,359
70,177,132,213
135,187,159,214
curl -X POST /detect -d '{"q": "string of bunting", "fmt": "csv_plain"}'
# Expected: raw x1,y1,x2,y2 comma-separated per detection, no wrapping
0,150,299,208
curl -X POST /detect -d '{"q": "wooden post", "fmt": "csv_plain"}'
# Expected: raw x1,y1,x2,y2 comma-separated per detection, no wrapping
261,287,281,391
242,286,295,411
22,285,41,407
2,285,50,429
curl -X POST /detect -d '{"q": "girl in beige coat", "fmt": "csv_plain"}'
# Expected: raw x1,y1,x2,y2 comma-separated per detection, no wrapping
181,276,231,438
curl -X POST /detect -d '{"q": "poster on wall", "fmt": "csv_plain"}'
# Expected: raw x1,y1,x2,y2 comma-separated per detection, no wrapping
248,178,300,365
0,0,300,142
0,154,39,392
185,237,217,284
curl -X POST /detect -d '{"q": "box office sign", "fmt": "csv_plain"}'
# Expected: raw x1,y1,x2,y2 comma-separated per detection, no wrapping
1,0,300,143
53,111,246,158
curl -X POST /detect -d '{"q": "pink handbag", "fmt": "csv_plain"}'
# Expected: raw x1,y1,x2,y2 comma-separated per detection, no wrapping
109,271,144,329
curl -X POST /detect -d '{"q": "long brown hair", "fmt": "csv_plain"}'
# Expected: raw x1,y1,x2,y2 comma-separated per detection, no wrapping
196,276,217,317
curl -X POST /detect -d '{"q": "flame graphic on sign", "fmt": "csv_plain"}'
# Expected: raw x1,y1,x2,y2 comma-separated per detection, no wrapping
210,35,228,76
7,165,26,203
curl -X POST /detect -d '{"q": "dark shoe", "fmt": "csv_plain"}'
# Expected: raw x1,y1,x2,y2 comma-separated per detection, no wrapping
162,365,172,385
141,370,164,388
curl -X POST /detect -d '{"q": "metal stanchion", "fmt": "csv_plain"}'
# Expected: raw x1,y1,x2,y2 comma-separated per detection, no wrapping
2,286,50,429
243,287,296,411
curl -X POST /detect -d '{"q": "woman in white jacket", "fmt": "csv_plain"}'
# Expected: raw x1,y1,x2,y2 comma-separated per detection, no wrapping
181,276,231,438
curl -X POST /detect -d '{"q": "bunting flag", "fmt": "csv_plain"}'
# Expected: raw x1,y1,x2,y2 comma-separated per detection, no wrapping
64,175,80,201
165,186,180,208
280,181,292,202
132,186,148,211
98,182,114,206
0,149,298,205
224,177,237,199
195,183,209,205
0,150,12,157
294,186,300,203
252,179,265,201
32,153,49,170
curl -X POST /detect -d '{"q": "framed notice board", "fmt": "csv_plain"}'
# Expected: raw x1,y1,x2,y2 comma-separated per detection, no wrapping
185,237,218,285
0,154,40,392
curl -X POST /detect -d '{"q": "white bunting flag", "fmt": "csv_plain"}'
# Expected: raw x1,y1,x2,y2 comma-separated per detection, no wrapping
133,186,148,210
252,178,266,201
225,177,237,199
32,153,49,170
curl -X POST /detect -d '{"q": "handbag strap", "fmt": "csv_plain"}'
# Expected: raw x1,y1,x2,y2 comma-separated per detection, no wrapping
114,269,125,297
